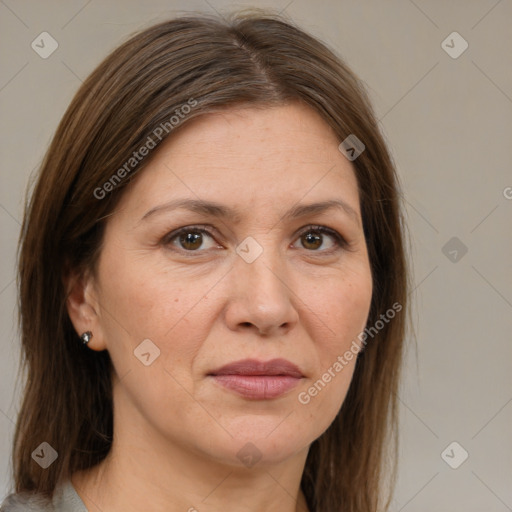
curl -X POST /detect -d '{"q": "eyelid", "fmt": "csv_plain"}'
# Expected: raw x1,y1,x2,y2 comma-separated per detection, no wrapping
161,224,220,248
294,224,349,251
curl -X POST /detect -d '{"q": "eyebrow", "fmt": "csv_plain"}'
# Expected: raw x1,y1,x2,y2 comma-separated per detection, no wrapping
140,198,360,226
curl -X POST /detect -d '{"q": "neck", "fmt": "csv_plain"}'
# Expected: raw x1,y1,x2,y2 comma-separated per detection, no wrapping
71,386,311,512
72,444,310,512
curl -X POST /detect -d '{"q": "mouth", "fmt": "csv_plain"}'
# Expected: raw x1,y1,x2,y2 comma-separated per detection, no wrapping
208,358,304,400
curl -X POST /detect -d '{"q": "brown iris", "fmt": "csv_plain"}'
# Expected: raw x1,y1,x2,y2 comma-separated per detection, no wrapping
301,231,322,250
179,231,203,250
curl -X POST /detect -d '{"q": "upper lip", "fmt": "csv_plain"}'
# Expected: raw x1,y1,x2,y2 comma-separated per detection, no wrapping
209,358,304,378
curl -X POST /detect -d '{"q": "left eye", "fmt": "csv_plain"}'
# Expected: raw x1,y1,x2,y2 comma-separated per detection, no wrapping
163,225,346,254
292,226,346,252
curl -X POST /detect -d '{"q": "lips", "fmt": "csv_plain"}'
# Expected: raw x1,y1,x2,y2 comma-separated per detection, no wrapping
210,358,304,378
208,358,304,400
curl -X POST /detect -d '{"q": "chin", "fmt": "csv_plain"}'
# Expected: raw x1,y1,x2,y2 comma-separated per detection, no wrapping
199,417,315,468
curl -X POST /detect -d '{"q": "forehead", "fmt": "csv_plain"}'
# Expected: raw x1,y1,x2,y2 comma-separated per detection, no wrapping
115,103,361,220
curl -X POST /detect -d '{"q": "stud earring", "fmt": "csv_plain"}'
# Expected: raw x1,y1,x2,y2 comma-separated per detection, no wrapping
80,331,93,345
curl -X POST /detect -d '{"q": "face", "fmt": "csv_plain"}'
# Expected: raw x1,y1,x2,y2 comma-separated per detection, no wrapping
72,103,373,468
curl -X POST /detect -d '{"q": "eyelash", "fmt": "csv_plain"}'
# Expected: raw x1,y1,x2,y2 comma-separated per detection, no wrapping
162,224,349,255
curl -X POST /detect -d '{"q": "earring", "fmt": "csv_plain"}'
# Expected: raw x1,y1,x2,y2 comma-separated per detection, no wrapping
80,331,93,345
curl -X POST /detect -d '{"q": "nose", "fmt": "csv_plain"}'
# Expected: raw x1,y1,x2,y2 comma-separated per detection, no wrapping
223,247,299,337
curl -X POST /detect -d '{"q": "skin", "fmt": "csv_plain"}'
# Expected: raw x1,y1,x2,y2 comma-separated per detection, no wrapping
67,102,373,512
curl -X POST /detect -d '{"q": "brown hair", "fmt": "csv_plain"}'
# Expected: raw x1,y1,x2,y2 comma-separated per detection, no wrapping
13,10,408,512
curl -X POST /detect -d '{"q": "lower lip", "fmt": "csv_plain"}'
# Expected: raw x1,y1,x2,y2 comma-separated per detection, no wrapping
211,375,301,400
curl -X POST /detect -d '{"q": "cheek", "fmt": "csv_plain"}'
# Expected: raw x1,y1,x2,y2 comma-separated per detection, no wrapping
95,252,216,426
95,247,215,376
310,267,373,358
296,266,371,417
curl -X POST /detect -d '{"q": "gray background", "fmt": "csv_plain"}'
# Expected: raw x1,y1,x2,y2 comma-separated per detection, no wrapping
1,1,511,510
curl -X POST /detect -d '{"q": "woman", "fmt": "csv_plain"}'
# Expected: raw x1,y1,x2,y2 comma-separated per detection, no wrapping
1,10,408,512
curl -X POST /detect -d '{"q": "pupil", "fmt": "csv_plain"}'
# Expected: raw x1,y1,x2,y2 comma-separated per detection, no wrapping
181,232,202,250
304,232,321,249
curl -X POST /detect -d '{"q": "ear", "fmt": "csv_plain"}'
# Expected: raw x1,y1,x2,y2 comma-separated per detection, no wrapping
65,268,107,352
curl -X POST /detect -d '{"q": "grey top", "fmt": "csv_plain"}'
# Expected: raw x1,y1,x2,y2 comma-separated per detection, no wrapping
1,480,87,511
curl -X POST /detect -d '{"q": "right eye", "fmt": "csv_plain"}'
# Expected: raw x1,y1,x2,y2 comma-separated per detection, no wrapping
162,225,221,253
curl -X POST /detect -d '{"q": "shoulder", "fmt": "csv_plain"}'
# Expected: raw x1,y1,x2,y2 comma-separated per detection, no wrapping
0,491,52,511
1,479,87,512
